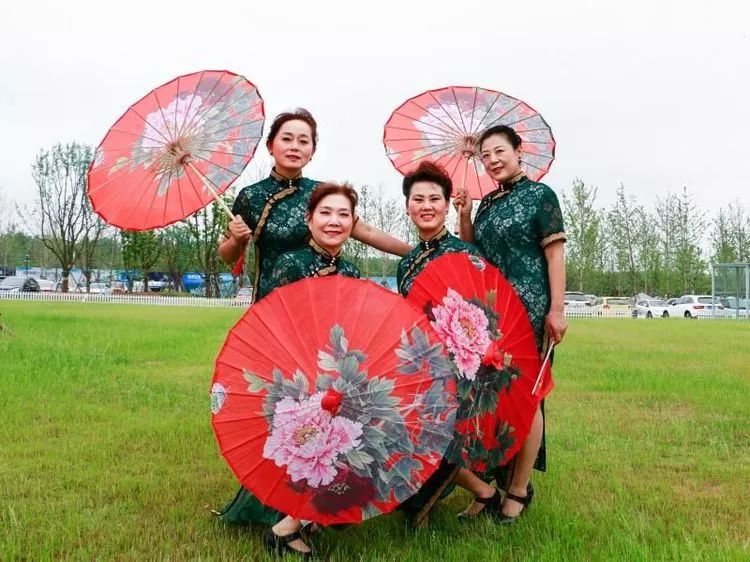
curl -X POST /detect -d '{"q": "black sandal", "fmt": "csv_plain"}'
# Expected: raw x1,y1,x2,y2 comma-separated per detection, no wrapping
457,489,502,521
263,528,314,559
497,488,534,525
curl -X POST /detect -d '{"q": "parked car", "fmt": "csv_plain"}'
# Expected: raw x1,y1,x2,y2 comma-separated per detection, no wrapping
594,296,632,315
37,279,55,292
564,291,591,307
719,297,749,319
633,299,671,319
669,295,724,319
0,276,39,293
235,287,253,302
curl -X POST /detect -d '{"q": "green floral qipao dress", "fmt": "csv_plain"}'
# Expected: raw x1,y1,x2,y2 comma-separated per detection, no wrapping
215,239,361,526
270,239,360,289
473,175,566,352
396,228,479,297
230,169,319,302
396,228,480,523
473,175,566,474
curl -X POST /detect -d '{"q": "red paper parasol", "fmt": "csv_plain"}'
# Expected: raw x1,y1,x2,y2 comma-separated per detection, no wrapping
87,70,264,230
383,85,555,200
406,253,545,472
211,276,458,525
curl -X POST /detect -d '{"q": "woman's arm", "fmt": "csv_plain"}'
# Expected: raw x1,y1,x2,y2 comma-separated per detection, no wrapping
544,240,567,344
351,219,411,257
452,191,474,243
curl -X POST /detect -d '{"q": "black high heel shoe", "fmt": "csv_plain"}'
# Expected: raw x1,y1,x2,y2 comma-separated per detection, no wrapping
497,486,534,525
457,489,502,521
263,528,314,559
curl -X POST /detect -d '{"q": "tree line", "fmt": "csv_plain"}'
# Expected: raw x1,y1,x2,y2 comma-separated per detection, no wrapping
1,142,747,297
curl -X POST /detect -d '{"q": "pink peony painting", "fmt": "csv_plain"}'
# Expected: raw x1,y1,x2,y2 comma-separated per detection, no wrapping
431,288,492,380
262,391,363,488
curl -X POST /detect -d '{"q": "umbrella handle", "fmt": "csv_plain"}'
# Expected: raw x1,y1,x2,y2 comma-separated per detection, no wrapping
186,162,234,219
531,341,555,396
455,154,470,211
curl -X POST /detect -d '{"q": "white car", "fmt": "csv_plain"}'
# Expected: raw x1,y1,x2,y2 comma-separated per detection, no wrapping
633,299,671,319
669,295,724,319
564,291,591,307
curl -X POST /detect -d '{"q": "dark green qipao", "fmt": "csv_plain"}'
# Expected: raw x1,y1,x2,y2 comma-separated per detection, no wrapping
473,176,566,351
230,169,319,302
472,175,565,474
396,228,479,297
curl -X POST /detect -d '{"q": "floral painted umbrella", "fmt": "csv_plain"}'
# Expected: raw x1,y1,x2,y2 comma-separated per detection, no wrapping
406,253,543,472
87,69,264,230
211,276,457,525
383,85,555,200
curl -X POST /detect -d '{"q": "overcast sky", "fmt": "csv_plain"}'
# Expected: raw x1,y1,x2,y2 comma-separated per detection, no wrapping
1,0,748,218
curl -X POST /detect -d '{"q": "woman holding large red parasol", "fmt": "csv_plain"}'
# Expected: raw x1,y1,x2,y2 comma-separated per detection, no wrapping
214,110,411,529
213,183,457,557
453,124,567,523
396,162,544,525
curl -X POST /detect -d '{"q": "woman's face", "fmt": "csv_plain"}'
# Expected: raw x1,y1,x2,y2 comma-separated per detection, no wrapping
267,119,315,175
406,181,448,237
307,194,354,254
480,134,522,184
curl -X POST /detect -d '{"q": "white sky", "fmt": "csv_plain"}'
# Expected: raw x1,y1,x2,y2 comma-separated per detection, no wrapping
1,0,748,215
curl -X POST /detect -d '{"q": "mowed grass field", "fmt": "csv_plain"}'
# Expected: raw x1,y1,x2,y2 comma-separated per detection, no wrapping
1,301,748,561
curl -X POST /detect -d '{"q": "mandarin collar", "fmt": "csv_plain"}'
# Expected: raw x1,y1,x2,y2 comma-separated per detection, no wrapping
308,238,340,266
270,167,303,185
496,172,527,194
419,227,449,251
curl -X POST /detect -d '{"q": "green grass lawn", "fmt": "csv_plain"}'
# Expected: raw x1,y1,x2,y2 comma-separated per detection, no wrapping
1,302,748,561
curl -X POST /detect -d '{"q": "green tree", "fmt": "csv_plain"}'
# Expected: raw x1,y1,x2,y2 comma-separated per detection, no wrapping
160,223,194,292
711,207,737,263
561,179,604,292
121,230,162,292
28,142,93,291
607,184,642,295
187,196,232,298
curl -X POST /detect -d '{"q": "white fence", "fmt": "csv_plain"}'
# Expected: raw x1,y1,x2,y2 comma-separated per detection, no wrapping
0,291,249,308
2,292,745,318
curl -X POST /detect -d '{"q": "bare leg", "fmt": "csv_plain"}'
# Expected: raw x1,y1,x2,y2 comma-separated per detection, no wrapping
271,516,311,554
502,406,542,517
454,468,497,516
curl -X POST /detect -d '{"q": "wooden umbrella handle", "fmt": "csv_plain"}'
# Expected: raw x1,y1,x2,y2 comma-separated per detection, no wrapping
186,162,234,219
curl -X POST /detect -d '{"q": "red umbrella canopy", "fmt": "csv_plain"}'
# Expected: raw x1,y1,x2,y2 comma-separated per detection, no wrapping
211,276,458,525
406,253,543,472
88,70,264,229
383,85,555,200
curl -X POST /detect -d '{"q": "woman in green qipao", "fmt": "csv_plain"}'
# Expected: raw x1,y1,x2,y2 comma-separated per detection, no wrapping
215,111,409,530
263,183,361,558
453,125,567,524
396,162,505,526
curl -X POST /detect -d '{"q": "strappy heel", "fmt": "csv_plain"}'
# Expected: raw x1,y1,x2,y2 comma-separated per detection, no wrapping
497,487,534,525
263,528,314,559
457,489,502,520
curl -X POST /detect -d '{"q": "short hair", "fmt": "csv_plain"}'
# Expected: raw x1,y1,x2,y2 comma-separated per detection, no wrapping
266,108,318,150
307,182,359,214
478,125,522,151
401,161,452,200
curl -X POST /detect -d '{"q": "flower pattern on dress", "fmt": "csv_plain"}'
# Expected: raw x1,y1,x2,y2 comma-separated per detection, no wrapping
431,289,491,380
263,391,363,488
474,177,565,351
